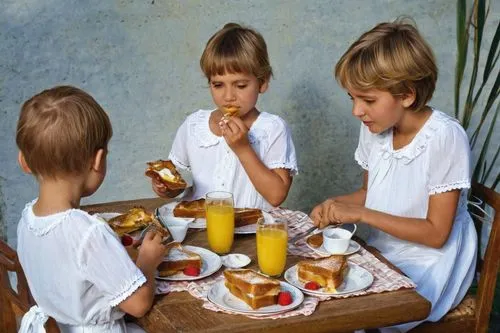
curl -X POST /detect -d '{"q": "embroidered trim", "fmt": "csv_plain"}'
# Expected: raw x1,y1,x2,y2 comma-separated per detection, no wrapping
25,200,76,236
168,153,190,171
189,110,220,148
354,150,369,170
267,162,299,175
109,273,147,307
376,109,459,163
429,179,471,195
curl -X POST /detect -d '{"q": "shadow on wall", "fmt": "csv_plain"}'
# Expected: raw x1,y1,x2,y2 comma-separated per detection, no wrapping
282,79,361,214
0,177,6,241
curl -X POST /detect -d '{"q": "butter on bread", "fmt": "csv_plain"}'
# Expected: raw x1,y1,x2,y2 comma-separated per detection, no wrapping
223,269,280,309
297,255,348,292
145,160,187,191
173,199,263,227
157,243,202,277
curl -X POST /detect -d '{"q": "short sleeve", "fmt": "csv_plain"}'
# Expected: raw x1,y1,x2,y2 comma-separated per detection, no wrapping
427,122,471,195
354,124,372,170
262,118,298,175
78,223,146,307
168,118,190,169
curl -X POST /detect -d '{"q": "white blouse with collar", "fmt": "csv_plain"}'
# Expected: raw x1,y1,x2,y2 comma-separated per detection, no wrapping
169,109,298,211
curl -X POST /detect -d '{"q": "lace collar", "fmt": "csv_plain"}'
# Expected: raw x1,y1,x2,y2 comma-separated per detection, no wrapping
189,109,267,148
23,199,76,236
377,109,454,164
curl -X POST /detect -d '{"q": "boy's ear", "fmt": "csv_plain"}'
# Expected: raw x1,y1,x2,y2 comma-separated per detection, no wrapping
401,89,416,109
259,79,269,94
91,149,106,172
18,151,32,174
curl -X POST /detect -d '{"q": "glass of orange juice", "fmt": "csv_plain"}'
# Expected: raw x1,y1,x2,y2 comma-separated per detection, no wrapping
256,217,288,277
205,191,235,254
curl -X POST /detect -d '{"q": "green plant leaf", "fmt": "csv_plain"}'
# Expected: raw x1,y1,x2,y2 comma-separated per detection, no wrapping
472,101,499,183
483,144,500,185
483,20,500,81
471,69,500,146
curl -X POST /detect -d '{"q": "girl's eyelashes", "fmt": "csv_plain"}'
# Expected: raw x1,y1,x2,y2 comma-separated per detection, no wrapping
237,85,247,89
364,99,375,104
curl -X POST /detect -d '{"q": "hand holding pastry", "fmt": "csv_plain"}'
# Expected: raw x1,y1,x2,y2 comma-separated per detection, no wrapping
219,116,251,154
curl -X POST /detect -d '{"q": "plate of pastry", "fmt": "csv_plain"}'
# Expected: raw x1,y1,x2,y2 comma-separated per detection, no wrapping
207,269,304,315
284,255,373,296
156,244,222,281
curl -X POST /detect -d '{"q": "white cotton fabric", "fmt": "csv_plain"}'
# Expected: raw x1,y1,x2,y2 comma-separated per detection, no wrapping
355,109,477,332
17,200,147,333
169,109,298,210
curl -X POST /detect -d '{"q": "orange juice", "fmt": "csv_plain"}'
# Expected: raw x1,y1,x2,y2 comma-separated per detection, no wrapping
206,204,235,254
256,227,288,276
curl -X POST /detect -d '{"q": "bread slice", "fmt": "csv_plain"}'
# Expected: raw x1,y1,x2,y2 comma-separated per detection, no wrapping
173,199,262,227
297,255,348,292
306,233,323,248
223,269,280,297
145,160,187,192
108,207,154,236
224,281,278,309
234,208,263,227
222,106,240,117
157,243,202,277
173,198,206,219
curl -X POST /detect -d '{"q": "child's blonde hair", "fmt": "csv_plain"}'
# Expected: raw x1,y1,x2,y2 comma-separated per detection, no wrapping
335,19,438,111
16,86,112,178
200,22,273,85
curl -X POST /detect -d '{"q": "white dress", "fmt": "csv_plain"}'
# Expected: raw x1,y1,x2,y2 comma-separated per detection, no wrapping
355,110,477,332
17,200,146,333
169,109,298,210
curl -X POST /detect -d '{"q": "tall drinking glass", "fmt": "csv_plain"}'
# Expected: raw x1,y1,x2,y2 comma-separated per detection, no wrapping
205,191,235,254
256,217,288,277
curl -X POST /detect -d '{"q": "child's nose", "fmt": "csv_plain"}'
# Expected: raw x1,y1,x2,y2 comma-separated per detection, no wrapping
224,87,236,101
352,104,365,117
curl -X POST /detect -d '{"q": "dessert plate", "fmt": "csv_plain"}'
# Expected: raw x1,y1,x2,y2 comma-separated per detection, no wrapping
284,263,373,296
156,245,222,281
207,281,304,315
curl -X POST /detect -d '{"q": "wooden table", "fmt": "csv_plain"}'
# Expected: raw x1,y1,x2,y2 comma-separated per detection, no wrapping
83,198,431,333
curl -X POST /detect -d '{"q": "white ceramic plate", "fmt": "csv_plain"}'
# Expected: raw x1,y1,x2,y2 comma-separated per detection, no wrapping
284,263,373,296
156,245,222,281
305,232,361,256
157,201,201,228
207,280,304,315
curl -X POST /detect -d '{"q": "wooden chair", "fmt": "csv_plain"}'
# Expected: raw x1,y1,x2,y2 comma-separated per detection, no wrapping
410,183,500,333
0,239,60,333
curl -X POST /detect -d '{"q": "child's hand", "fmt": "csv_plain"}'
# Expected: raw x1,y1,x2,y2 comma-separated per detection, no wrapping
219,117,251,154
136,231,167,269
151,178,183,198
310,199,363,228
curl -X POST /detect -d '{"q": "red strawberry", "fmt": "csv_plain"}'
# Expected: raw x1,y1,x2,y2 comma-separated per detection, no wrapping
304,281,320,290
121,234,133,246
277,291,293,306
183,266,200,276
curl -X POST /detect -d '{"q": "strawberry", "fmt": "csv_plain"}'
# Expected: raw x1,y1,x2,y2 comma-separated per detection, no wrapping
304,281,320,290
183,266,201,276
277,291,293,306
121,234,133,247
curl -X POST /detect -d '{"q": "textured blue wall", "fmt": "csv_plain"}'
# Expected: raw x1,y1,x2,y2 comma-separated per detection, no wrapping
1,0,498,246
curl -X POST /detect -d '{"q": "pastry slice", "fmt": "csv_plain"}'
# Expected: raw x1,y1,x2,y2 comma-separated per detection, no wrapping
223,269,280,309
297,255,348,292
157,243,202,277
145,160,187,192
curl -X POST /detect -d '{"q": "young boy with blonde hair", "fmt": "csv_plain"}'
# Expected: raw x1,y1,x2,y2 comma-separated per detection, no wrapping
16,86,165,332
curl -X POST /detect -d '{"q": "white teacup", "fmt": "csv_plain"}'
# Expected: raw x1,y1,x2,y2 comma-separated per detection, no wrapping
162,216,190,242
322,224,357,254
